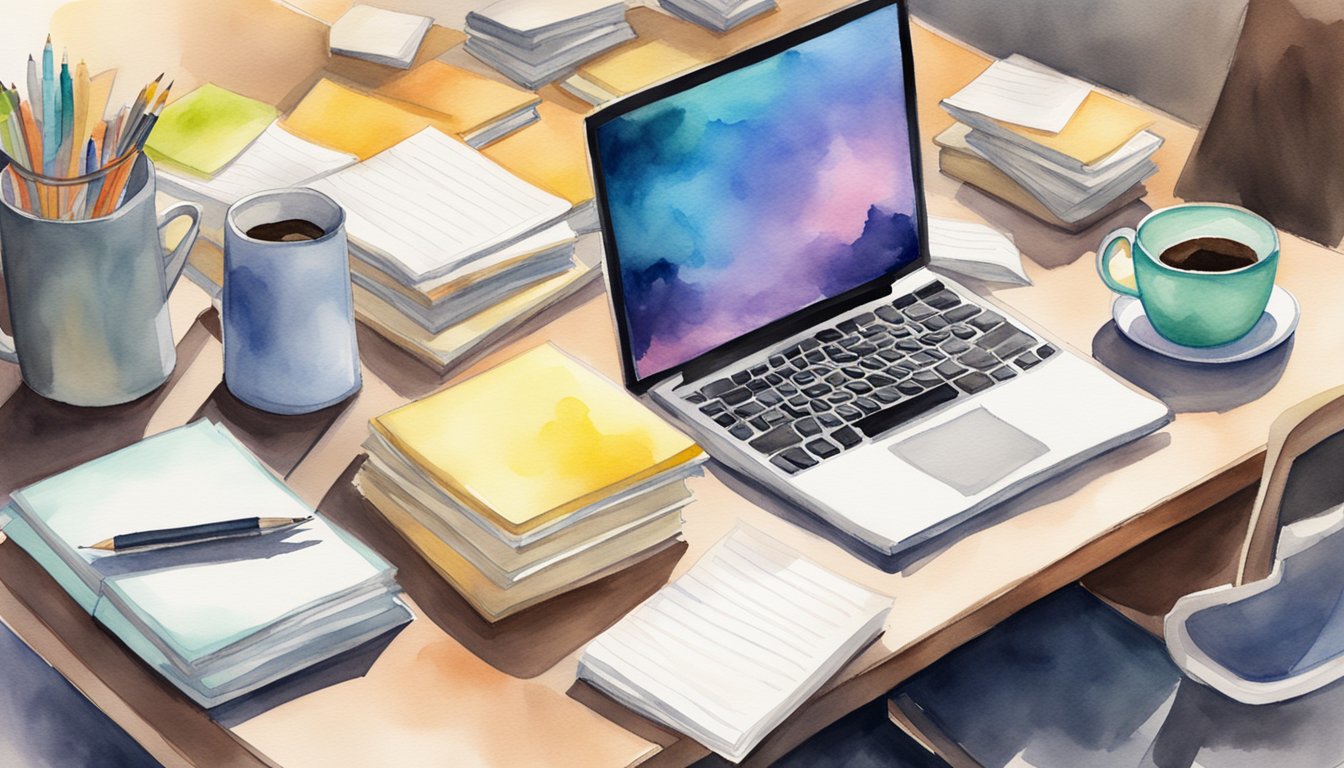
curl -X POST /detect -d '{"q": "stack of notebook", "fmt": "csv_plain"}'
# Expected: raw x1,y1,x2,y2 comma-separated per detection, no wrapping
0,421,412,709
381,61,542,149
578,524,893,762
354,343,706,622
937,55,1161,232
561,39,706,105
464,0,636,89
658,0,777,32
300,126,579,371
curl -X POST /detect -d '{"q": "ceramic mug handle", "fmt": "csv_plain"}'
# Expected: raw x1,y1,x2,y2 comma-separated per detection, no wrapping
158,201,201,293
1096,226,1140,298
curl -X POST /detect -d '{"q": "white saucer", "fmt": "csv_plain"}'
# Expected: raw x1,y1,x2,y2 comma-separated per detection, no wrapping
1112,285,1299,364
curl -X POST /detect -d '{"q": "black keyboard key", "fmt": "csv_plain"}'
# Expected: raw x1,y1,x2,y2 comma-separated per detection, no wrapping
831,351,859,363
699,401,726,416
944,304,981,323
792,371,816,385
826,391,854,404
908,351,939,368
721,387,752,405
796,417,822,437
969,310,1004,332
976,324,1016,349
1038,344,1057,359
746,379,771,393
809,399,833,412
802,383,831,398
729,423,753,440
957,348,999,371
735,402,766,418
879,348,906,362
991,366,1017,381
713,412,736,427
844,381,874,395
903,303,937,321
853,311,877,326
776,447,818,471
992,331,1037,359
940,338,970,355
920,332,949,346
896,338,922,352
799,338,821,351
888,362,916,377
837,318,860,334
897,381,924,395
838,335,863,349
778,382,799,396
862,357,887,371
854,383,959,437
923,290,961,310
806,438,841,459
750,424,801,453
764,372,784,386
816,328,843,342
913,370,942,387
923,316,950,331
825,371,847,386
702,378,735,398
892,292,918,309
875,305,904,323
868,373,896,388
804,350,827,364
889,325,913,338
860,324,887,338
841,365,865,379
1016,351,1042,369
851,342,878,357
934,360,966,379
749,364,768,377
748,416,768,431
819,413,844,429
761,409,788,425
686,392,706,404
787,393,809,407
731,371,751,385
950,324,977,340
873,334,896,349
855,396,880,413
953,371,995,394
832,426,862,448
769,354,787,368
782,403,811,419
915,281,946,298
875,386,902,403
835,403,863,421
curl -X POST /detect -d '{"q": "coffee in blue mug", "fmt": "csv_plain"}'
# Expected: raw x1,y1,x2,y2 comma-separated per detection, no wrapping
1096,204,1279,348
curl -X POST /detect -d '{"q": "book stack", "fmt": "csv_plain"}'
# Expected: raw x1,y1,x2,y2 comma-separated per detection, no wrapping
354,343,706,622
561,39,706,106
464,0,636,90
1,421,412,708
302,127,581,372
579,524,892,762
658,0,777,32
937,55,1162,233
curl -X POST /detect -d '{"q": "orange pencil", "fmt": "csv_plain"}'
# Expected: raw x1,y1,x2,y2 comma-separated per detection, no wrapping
17,102,53,217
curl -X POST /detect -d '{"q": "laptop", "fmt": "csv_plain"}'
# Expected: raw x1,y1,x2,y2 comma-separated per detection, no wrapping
586,0,1172,557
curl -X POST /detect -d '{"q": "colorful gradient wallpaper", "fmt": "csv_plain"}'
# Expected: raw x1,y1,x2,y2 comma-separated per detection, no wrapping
596,4,921,381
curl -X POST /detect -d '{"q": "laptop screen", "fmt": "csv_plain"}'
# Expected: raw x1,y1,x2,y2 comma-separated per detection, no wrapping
592,1,923,385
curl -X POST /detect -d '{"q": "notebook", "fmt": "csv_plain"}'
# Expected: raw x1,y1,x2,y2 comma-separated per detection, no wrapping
2,421,411,708
380,61,540,148
281,78,438,160
328,4,432,69
578,524,893,762
144,83,277,178
309,127,571,283
941,54,1090,134
466,0,628,49
562,40,706,104
370,343,703,536
481,101,595,211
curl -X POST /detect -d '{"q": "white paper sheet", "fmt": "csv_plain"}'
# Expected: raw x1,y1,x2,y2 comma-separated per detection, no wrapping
927,216,1030,286
942,54,1090,133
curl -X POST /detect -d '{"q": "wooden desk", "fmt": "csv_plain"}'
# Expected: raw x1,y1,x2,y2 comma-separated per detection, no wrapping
1,2,1338,766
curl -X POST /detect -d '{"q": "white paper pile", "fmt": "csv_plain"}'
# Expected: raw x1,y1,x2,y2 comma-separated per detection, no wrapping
329,5,433,69
465,0,635,89
659,0,776,32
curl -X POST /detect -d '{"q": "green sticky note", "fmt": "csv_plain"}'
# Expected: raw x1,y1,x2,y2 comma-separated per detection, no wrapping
144,83,276,177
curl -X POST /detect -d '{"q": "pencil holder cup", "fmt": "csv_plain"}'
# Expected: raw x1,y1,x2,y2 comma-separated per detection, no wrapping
222,187,361,415
0,154,201,406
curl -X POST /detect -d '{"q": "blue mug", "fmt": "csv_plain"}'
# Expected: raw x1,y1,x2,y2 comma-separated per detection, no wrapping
222,188,361,414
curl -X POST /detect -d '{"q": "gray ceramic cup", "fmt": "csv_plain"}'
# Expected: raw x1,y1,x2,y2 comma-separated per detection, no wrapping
0,156,201,406
222,187,361,415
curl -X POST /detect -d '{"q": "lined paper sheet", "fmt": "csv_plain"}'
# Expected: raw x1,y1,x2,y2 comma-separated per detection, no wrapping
159,121,357,204
310,127,572,283
942,54,1090,133
578,525,891,762
927,216,1030,286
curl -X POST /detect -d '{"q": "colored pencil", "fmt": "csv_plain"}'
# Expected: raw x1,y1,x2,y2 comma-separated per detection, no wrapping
68,61,89,178
41,37,56,166
25,56,39,132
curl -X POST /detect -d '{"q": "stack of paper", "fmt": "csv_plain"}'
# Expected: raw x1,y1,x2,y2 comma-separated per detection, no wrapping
355,344,706,622
927,216,1030,286
144,83,276,179
464,0,636,89
381,61,541,148
658,0,777,32
1,421,411,709
578,524,892,762
937,55,1161,232
328,4,433,69
561,40,706,105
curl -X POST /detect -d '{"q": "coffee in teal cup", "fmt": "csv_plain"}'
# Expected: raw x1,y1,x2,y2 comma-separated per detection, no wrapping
1096,203,1279,348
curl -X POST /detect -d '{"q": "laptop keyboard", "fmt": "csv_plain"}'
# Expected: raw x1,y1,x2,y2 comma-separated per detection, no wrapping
680,281,1057,474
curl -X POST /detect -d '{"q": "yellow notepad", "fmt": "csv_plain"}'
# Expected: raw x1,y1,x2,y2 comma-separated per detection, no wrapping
579,40,705,96
371,344,702,536
281,78,437,160
380,62,540,139
988,90,1154,166
482,102,593,205
144,83,276,177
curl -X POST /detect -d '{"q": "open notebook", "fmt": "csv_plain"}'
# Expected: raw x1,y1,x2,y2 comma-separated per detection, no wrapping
578,524,892,762
1,421,411,708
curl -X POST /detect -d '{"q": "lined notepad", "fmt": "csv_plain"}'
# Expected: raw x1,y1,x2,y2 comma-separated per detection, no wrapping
144,83,277,178
943,54,1090,133
309,127,572,282
579,525,892,762
159,121,356,204
927,216,1029,286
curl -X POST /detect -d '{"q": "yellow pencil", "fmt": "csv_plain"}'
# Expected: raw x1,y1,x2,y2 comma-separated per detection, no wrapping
67,60,90,178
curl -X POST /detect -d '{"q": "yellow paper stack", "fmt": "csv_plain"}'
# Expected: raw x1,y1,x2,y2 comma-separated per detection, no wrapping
355,343,705,621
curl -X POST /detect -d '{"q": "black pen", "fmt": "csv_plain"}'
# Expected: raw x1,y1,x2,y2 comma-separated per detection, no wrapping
80,516,313,554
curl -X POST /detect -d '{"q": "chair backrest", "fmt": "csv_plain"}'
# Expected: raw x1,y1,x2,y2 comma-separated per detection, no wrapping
1238,384,1344,585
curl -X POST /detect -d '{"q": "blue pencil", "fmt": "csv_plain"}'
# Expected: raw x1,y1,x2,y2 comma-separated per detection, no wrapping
83,137,95,175
41,37,56,166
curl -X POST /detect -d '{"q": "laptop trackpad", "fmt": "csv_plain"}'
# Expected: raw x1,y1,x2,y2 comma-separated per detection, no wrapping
889,407,1048,496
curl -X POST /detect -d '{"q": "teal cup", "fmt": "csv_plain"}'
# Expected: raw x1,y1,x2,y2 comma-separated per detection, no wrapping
1096,204,1279,348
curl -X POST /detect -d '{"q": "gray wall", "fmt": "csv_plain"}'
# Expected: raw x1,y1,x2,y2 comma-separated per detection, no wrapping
909,0,1250,126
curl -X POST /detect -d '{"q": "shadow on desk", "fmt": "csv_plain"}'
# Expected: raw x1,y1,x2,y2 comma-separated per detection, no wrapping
318,456,686,679
192,382,353,479
1093,323,1293,413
